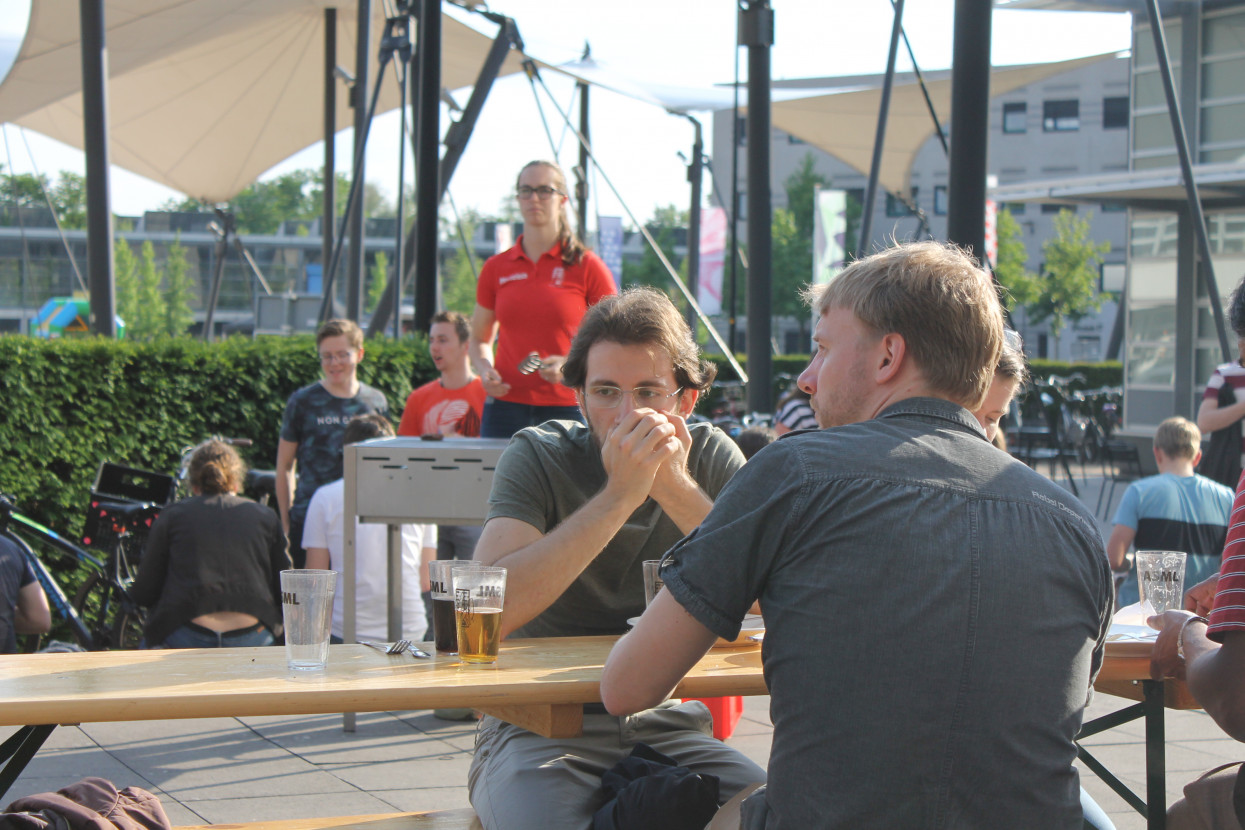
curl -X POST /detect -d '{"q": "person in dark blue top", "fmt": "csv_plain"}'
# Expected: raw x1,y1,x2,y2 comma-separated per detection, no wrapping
0,534,50,653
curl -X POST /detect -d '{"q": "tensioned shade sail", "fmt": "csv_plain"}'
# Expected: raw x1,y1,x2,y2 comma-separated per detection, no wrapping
0,1,526,203
766,51,1123,197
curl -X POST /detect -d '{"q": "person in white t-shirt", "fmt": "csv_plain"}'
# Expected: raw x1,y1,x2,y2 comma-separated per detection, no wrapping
304,414,436,643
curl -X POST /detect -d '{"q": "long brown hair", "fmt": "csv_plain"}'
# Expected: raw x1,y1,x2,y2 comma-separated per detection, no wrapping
516,160,586,267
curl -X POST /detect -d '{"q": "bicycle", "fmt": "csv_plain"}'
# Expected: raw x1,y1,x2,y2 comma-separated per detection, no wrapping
0,492,145,651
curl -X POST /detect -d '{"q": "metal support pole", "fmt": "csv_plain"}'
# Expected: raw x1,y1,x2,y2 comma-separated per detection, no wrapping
740,0,773,414
323,8,337,290
413,0,442,334
1144,0,1231,362
576,75,590,240
1175,207,1196,419
202,232,229,341
393,15,410,339
367,13,519,338
686,118,704,331
857,0,904,258
1143,680,1167,830
346,0,371,322
79,0,115,337
946,0,992,264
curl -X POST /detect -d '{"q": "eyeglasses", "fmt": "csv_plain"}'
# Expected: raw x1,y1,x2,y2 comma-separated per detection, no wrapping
516,185,561,200
585,385,683,408
319,350,356,364
1003,328,1023,352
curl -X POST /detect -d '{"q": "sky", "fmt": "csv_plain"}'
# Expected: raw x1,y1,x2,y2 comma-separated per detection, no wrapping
0,0,1135,229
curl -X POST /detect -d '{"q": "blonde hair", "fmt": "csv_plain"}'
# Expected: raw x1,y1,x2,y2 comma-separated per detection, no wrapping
803,241,1004,410
516,160,586,266
1154,416,1201,460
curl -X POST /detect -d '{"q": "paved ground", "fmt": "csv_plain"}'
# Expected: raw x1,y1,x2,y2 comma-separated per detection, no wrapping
2,467,1237,829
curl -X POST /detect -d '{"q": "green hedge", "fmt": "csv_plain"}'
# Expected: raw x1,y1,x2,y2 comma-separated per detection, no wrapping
0,334,1123,537
0,334,435,537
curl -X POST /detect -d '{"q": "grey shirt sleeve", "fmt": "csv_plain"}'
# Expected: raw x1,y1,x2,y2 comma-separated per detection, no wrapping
486,431,558,532
663,439,803,640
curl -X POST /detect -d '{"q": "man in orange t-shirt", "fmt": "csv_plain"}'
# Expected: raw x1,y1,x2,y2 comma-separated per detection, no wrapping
398,311,487,648
398,311,486,438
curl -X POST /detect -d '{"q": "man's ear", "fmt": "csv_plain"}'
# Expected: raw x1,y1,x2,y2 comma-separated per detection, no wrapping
677,388,699,418
874,333,906,384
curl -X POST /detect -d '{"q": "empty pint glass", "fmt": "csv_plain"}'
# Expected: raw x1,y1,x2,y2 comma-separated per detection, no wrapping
452,564,506,664
280,569,336,670
1136,550,1187,615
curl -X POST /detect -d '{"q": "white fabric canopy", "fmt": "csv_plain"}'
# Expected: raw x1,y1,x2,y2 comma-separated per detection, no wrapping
0,1,526,202
767,52,1123,196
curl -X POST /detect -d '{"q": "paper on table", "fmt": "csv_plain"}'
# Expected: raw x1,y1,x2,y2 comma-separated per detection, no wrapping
1108,601,1158,642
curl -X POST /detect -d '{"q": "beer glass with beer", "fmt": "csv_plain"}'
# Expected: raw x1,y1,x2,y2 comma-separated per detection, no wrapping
452,564,507,664
429,560,485,655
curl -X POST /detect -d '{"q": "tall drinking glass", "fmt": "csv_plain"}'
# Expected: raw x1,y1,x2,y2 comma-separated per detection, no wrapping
1135,550,1187,614
452,564,506,664
280,569,336,670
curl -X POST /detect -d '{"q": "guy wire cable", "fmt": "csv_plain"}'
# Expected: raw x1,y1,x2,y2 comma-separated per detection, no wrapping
526,64,745,382
8,125,87,293
893,0,947,157
446,189,479,280
522,60,560,162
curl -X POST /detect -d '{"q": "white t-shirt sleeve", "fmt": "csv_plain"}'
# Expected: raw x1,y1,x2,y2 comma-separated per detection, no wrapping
303,488,331,549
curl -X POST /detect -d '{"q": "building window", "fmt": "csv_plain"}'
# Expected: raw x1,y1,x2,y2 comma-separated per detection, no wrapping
1103,96,1128,129
934,185,948,215
735,191,747,221
1003,102,1027,134
787,133,805,145
886,187,918,218
1005,202,1027,216
736,116,746,146
1041,203,1076,214
1043,99,1080,132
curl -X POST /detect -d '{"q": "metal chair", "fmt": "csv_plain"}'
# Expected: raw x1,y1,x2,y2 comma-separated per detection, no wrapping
1096,441,1143,519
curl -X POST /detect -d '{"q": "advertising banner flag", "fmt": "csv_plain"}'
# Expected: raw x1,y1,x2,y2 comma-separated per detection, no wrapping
698,207,727,315
813,188,848,286
597,216,624,289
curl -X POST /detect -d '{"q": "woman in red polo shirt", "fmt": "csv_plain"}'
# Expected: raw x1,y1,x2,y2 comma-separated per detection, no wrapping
469,160,617,438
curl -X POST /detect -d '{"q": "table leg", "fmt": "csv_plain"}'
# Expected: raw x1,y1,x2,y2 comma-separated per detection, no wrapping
1143,680,1166,830
0,725,56,800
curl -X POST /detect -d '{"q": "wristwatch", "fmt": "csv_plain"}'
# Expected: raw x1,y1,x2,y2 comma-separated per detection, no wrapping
1177,614,1210,661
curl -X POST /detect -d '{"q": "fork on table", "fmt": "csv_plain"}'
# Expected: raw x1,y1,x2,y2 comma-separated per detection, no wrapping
359,639,430,659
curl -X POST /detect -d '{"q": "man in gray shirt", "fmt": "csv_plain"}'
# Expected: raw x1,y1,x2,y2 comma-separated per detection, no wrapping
603,242,1114,829
469,287,764,830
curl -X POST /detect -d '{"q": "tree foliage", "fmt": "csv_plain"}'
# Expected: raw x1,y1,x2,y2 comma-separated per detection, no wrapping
368,250,389,314
993,209,1041,311
129,241,168,341
113,236,194,339
622,204,687,305
1031,209,1110,340
0,167,89,229
163,235,195,337
441,216,481,315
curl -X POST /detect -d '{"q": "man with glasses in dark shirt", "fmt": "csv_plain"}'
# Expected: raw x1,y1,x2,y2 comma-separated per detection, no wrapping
467,287,763,830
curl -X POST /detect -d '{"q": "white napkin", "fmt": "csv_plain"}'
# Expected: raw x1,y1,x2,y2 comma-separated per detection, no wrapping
1109,601,1158,641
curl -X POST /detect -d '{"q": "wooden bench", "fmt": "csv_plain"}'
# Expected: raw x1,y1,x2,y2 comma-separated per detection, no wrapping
177,809,482,830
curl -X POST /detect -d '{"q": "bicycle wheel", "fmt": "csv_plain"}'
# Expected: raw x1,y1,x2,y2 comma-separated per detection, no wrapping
111,605,145,650
73,572,122,649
